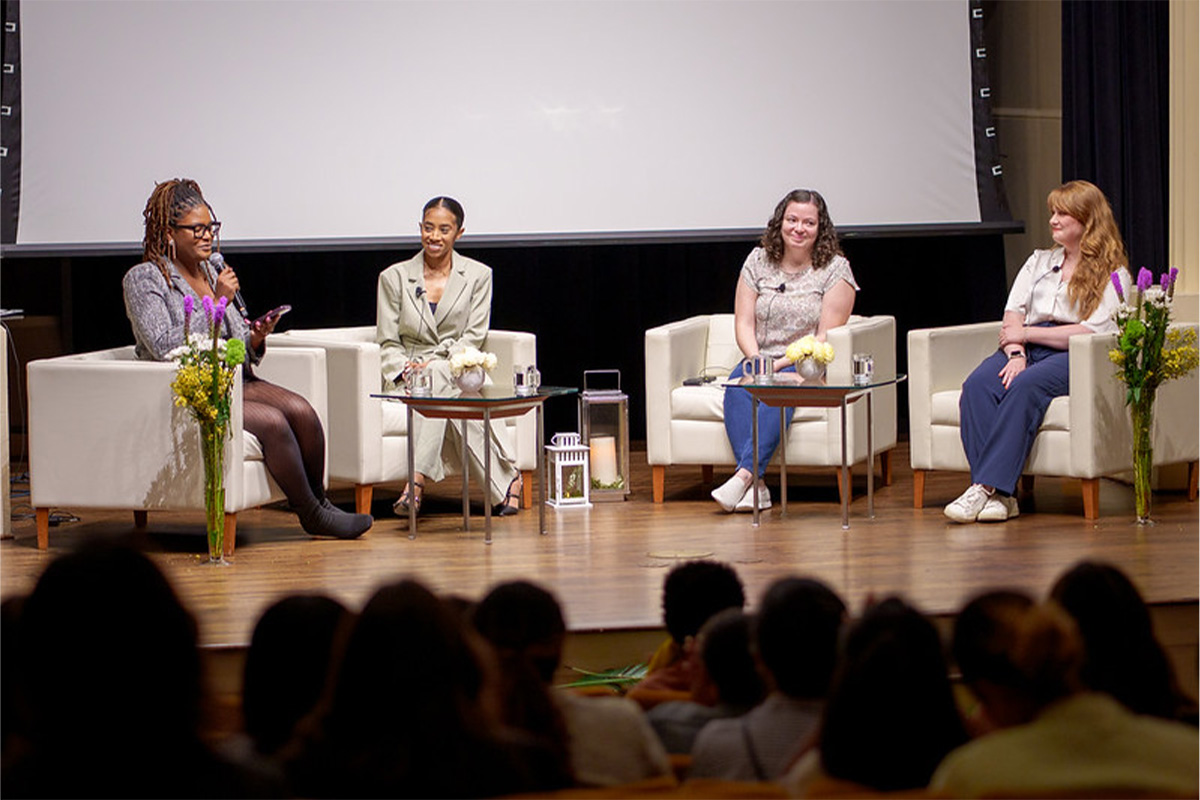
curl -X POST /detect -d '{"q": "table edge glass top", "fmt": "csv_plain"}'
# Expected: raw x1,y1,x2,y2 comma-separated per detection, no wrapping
372,385,578,403
722,373,907,391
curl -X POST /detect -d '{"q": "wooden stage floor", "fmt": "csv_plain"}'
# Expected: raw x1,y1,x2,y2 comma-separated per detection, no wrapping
5,443,1197,661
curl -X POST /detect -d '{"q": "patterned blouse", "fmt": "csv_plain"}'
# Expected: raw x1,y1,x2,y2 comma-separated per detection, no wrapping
739,247,859,358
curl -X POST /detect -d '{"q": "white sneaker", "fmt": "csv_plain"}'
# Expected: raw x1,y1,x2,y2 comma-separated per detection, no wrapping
735,481,772,512
712,474,751,512
977,494,1019,522
944,484,993,523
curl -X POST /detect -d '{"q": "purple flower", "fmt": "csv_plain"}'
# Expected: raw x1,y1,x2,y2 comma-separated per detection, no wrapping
1168,267,1179,299
202,295,215,322
1161,272,1171,291
1110,271,1125,302
1136,267,1153,293
214,296,228,325
183,295,194,315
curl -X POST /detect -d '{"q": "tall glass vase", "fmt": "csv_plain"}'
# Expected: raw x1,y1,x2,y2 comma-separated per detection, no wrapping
200,419,228,563
1130,391,1155,525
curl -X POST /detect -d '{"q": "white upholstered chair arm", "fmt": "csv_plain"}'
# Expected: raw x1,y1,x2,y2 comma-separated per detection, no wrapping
1149,322,1199,466
481,329,539,471
907,321,1000,469
826,315,898,451
645,316,712,465
1067,331,1130,478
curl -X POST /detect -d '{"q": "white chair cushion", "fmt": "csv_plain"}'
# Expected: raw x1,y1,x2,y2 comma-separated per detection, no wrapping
243,432,264,462
381,401,410,436
671,385,825,423
930,389,1070,432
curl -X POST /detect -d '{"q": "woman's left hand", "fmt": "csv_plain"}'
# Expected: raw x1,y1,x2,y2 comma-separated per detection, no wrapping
249,313,280,350
997,356,1026,389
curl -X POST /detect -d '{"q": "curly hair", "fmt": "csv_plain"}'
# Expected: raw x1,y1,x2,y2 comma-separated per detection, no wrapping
1046,180,1127,320
760,188,843,268
141,178,212,285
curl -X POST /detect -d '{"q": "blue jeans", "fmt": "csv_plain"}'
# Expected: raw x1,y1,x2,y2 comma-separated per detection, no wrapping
723,362,797,476
959,344,1069,494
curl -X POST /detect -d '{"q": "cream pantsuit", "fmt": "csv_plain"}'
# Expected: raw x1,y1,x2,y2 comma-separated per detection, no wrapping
376,251,517,505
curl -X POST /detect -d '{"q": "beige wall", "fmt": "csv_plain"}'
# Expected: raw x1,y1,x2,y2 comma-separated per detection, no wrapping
992,1,1196,290
1169,0,1198,294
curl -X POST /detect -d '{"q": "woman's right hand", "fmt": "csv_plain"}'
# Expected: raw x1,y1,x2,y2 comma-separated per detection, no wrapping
997,355,1026,389
214,263,240,304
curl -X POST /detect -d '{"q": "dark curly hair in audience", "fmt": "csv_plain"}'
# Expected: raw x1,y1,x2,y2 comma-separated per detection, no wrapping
819,597,968,791
760,188,843,267
1050,560,1198,724
697,608,766,708
141,178,214,277
754,577,846,699
661,560,746,645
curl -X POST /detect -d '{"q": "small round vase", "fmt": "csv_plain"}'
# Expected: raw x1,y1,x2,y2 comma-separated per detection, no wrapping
455,366,486,393
796,358,825,381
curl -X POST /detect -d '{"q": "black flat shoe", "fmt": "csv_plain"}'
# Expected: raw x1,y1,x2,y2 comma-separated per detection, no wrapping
493,475,522,516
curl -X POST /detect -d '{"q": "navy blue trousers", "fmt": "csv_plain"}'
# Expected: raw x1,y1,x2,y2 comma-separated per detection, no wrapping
959,345,1069,494
723,362,797,476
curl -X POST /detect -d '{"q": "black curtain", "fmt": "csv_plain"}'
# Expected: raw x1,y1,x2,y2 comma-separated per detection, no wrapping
1062,0,1169,274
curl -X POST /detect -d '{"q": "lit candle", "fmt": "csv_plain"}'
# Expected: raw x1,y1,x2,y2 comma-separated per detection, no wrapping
590,436,619,485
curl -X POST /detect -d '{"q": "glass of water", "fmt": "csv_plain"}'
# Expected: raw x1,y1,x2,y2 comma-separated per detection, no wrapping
852,353,874,386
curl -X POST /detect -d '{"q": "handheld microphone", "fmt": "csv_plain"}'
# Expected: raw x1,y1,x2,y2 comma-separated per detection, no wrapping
208,253,249,319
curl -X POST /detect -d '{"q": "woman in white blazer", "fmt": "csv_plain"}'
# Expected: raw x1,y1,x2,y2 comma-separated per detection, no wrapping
375,197,521,516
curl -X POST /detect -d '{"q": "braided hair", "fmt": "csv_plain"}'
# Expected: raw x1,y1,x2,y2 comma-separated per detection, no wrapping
141,179,212,285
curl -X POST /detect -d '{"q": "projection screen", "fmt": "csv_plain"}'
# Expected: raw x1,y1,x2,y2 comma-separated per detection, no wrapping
10,0,1005,248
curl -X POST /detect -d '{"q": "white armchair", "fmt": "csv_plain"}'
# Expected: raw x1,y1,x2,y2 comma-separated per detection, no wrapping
907,321,1199,518
268,326,538,513
28,345,328,552
644,313,898,503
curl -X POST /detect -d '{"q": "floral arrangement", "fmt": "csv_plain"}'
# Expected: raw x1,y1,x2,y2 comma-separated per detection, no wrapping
168,295,245,562
448,346,498,377
1108,267,1197,404
1107,267,1198,522
785,334,835,365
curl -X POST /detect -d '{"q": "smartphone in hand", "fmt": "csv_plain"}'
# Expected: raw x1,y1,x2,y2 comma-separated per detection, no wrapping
252,304,292,329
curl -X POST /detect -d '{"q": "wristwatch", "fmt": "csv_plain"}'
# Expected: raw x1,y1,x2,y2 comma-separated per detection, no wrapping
1008,350,1026,360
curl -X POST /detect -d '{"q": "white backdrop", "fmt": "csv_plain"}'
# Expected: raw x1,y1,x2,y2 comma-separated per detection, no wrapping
17,0,980,245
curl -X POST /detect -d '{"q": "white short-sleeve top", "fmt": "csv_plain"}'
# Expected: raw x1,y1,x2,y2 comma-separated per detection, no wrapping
739,247,859,358
1004,247,1128,335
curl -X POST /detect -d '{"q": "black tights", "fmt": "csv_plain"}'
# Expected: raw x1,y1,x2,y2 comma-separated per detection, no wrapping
243,376,326,509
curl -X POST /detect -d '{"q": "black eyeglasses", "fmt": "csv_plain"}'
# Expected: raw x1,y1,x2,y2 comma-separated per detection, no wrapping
172,221,222,238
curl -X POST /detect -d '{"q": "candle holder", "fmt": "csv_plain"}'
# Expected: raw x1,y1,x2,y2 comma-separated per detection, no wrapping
545,433,591,508
578,369,630,502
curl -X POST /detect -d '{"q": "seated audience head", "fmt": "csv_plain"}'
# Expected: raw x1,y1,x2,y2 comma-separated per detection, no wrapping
952,590,1083,729
242,593,350,755
473,579,566,683
819,597,967,791
754,577,846,699
1050,560,1197,723
761,188,843,267
661,560,746,647
690,608,765,709
1,595,28,764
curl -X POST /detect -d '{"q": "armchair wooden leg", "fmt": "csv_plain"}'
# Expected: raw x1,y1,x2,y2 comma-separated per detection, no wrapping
1188,461,1198,502
912,469,926,509
701,465,714,484
1081,478,1100,520
521,470,534,509
36,508,49,550
223,513,237,558
133,510,148,529
836,469,850,506
354,484,373,515
880,450,893,486
652,466,666,504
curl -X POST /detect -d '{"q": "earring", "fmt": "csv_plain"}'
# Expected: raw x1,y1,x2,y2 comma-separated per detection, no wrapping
167,238,177,262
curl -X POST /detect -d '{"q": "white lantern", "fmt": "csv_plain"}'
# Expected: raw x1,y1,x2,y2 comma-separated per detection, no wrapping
545,432,591,508
579,370,631,502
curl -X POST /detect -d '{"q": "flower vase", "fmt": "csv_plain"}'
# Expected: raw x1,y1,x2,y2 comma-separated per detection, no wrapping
797,358,825,382
455,366,486,393
200,420,229,563
1130,391,1155,524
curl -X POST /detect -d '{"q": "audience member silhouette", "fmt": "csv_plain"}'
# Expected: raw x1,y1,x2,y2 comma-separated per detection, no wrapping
632,559,746,701
690,577,846,781
647,608,766,755
472,579,671,788
781,596,968,795
239,594,351,761
1050,559,1199,725
3,540,268,798
930,590,1199,798
1,595,29,773
283,578,559,798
